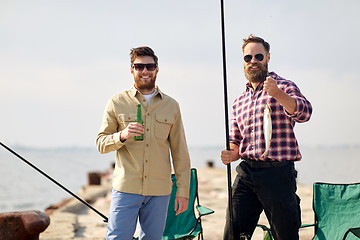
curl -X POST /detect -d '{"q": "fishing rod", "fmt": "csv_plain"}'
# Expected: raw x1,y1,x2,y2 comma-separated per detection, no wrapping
219,0,234,239
0,141,108,222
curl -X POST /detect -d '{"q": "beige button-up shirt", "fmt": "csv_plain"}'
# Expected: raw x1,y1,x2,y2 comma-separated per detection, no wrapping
96,86,190,198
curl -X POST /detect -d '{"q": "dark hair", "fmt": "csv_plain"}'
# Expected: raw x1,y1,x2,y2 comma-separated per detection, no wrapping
242,34,270,53
130,46,158,66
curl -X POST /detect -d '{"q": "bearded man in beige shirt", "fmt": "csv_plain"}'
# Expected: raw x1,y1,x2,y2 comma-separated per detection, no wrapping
97,46,191,240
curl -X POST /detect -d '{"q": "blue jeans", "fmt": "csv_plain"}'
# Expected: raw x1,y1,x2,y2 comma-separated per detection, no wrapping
106,189,171,240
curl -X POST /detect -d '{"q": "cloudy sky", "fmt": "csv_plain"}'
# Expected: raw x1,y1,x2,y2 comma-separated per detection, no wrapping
1,0,359,149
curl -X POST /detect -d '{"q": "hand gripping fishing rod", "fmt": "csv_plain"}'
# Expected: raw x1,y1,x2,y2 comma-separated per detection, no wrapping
0,142,108,222
219,0,234,239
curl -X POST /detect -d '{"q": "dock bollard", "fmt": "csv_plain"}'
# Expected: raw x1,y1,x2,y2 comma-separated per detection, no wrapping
0,210,50,240
207,160,214,168
88,172,101,185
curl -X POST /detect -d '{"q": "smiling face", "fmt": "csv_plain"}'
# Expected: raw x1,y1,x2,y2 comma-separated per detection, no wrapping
131,56,159,94
243,42,270,87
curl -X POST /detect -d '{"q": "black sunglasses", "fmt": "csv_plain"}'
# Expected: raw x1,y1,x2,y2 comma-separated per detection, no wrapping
244,54,264,63
132,63,157,71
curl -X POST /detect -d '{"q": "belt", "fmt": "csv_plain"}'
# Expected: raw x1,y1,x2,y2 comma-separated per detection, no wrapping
243,159,291,169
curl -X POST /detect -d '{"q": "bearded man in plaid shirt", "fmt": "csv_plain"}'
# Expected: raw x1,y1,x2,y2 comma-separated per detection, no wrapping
221,35,312,240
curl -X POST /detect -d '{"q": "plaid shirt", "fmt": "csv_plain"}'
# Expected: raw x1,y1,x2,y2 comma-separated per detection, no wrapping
230,72,312,162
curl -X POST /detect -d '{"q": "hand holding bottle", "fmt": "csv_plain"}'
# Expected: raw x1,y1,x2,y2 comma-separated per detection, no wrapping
120,105,144,142
120,123,144,142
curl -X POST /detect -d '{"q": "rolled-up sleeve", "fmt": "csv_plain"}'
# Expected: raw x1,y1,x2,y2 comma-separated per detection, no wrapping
284,82,313,123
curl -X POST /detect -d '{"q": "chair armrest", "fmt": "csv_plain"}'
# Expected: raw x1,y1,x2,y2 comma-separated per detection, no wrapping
256,224,273,240
300,223,317,229
257,224,271,231
196,205,214,217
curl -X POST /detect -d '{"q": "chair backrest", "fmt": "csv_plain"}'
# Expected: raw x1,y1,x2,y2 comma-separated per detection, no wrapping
313,182,360,240
162,168,201,240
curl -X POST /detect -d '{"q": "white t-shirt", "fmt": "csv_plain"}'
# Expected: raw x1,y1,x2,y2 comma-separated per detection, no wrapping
143,90,157,104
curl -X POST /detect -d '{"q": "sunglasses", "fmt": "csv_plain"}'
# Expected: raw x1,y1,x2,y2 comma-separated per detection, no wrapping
244,54,264,63
132,63,157,71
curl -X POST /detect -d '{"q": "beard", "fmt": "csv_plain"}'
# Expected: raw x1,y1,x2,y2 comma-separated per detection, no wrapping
244,62,268,84
134,75,157,92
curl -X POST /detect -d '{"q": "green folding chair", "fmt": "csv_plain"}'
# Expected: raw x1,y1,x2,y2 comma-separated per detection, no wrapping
134,168,214,240
257,182,360,240
162,168,214,240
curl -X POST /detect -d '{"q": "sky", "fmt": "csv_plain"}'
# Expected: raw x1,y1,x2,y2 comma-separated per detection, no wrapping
1,0,360,149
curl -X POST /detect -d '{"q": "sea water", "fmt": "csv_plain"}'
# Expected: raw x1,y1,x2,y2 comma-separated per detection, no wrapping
1,144,359,213
0,146,114,213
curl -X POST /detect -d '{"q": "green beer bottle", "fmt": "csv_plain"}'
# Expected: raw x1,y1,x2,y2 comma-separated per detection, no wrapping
134,104,144,141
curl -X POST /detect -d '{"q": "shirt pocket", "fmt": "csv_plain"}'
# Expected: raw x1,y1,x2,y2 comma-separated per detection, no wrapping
155,114,175,140
118,114,136,131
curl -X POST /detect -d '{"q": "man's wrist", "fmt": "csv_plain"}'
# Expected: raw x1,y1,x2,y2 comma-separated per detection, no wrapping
119,131,126,143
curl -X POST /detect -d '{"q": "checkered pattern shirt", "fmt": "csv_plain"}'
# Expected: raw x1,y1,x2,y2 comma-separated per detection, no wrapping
230,72,312,162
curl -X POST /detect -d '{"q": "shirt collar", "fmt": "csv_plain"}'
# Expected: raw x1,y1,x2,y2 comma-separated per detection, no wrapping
246,80,265,92
129,85,164,99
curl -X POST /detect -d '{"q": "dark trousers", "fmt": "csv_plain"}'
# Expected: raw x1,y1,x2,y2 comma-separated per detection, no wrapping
223,161,301,240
